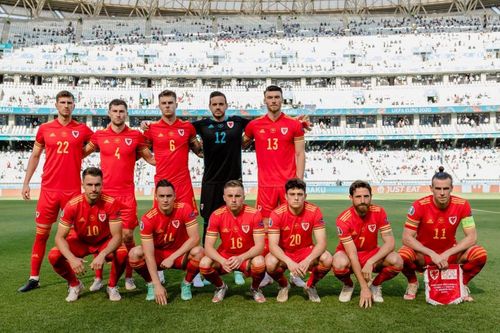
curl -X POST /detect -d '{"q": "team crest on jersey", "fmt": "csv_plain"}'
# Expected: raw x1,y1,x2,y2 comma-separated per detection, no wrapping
72,130,79,138
98,213,107,222
408,206,415,216
449,216,458,225
172,220,180,228
36,211,40,218
242,225,250,233
301,222,310,231
368,224,376,233
337,226,343,236
227,121,234,129
178,129,185,136
125,138,132,146
281,127,288,135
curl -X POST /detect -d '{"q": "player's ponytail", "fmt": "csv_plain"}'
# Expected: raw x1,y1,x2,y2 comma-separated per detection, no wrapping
432,166,453,186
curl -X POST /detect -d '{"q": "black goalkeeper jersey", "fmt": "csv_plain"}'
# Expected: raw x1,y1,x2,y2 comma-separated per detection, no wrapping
193,116,250,184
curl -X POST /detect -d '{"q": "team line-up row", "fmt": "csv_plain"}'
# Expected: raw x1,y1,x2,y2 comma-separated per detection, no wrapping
45,169,489,306
17,88,486,307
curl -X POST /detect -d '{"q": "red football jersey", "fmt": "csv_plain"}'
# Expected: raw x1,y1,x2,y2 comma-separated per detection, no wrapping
35,119,93,191
268,202,325,253
336,205,392,252
244,113,304,187
405,195,473,254
143,118,196,186
140,202,198,251
89,125,147,195
59,193,122,245
206,204,265,256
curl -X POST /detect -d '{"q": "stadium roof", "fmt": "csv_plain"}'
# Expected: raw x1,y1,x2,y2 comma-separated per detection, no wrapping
0,0,497,17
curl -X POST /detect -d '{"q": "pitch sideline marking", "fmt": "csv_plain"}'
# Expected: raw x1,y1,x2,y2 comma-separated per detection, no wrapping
472,209,500,214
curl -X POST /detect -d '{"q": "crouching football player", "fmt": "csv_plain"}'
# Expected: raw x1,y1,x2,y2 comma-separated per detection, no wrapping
333,180,402,308
48,167,127,302
128,180,204,305
266,178,332,303
399,167,487,301
200,180,266,303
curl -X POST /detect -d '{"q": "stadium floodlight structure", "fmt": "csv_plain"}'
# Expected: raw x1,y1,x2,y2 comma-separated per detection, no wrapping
0,0,496,18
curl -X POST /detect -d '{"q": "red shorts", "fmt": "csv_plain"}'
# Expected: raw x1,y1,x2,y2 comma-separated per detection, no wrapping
113,194,138,230
400,246,459,271
154,248,188,270
336,247,380,271
36,189,80,225
423,254,459,267
216,251,252,275
257,186,286,218
285,245,314,264
64,234,127,260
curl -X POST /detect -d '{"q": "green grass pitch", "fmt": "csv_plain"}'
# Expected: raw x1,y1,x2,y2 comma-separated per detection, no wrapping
1,197,498,332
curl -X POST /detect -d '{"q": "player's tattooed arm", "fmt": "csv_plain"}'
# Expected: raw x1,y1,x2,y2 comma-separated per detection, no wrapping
82,142,96,158
139,148,156,166
190,138,203,157
241,135,252,149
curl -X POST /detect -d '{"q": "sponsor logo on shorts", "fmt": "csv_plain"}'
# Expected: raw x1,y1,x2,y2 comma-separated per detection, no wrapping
449,216,457,225
368,224,376,233
98,213,107,222
60,210,64,218
281,127,288,135
227,121,234,129
336,226,343,236
172,220,180,228
139,220,145,231
301,222,310,231
125,138,132,146
242,225,250,233
72,130,79,138
178,129,185,136
268,218,272,227
36,211,40,218
408,206,415,216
